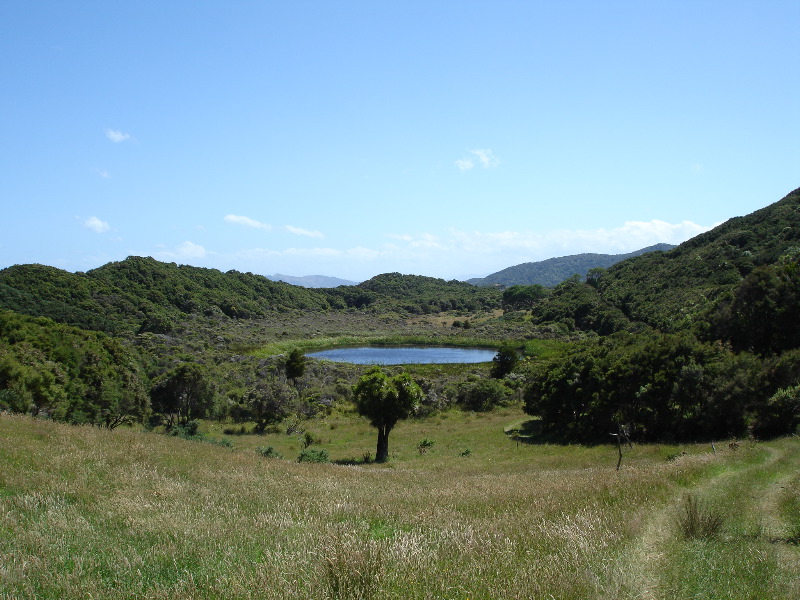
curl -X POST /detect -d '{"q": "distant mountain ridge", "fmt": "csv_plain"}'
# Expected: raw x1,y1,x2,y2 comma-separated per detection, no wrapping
266,274,358,288
467,243,676,287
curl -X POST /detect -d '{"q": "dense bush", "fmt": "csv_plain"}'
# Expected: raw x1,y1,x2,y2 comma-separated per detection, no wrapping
460,378,514,412
752,384,800,439
298,447,329,463
524,332,762,442
0,310,149,427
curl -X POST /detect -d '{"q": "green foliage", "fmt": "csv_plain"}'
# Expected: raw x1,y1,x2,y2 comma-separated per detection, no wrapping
297,447,329,463
524,331,761,442
353,272,501,314
238,376,296,433
502,284,549,310
470,244,674,287
532,277,631,335
460,378,514,412
712,250,800,354
752,384,800,439
595,188,800,334
150,362,215,427
490,343,520,378
256,445,283,459
0,310,149,427
353,368,423,462
285,348,306,381
416,437,435,454
0,256,336,333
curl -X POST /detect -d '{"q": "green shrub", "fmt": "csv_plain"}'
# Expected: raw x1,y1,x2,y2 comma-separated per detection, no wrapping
460,378,513,412
417,438,435,454
256,446,283,459
753,384,800,439
298,447,329,463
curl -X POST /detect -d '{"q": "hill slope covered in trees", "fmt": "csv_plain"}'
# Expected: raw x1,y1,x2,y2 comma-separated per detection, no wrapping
468,243,675,287
521,187,800,442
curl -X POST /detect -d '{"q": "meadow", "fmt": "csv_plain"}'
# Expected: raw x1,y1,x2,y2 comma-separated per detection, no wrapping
2,409,798,599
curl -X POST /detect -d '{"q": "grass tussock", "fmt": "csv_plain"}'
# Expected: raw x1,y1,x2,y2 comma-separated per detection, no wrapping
676,494,725,540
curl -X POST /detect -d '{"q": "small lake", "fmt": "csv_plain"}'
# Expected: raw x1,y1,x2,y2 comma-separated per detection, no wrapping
305,346,497,365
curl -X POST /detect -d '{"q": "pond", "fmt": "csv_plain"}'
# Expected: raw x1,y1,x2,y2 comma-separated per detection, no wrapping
305,346,498,365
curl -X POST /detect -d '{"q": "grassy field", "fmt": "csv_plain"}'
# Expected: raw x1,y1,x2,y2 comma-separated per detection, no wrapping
1,410,799,599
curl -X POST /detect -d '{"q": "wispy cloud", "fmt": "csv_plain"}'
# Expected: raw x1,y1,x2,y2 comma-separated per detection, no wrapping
84,216,110,233
455,158,474,172
224,214,272,230
374,219,714,279
472,149,499,168
285,225,324,239
105,129,131,143
455,148,500,171
160,218,713,283
155,241,208,261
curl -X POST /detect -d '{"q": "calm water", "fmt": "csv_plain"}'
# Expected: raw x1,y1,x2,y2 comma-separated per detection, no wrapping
305,346,497,365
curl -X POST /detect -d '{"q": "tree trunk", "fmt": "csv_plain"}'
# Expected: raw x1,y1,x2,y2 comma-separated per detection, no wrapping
376,425,391,463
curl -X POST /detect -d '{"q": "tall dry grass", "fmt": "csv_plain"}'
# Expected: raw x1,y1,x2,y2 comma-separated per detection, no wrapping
1,412,798,599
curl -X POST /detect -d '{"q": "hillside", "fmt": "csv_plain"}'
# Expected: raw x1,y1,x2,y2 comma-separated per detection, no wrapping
355,272,501,314
0,258,503,334
539,187,800,336
2,187,800,447
0,257,338,333
468,243,675,287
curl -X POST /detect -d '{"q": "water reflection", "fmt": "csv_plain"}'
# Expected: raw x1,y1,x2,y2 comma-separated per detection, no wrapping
305,346,496,365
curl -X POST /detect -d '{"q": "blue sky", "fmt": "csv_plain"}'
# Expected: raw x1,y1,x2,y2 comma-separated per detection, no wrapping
2,1,798,282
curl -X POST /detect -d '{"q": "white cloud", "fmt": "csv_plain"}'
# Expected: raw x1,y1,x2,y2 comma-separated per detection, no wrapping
105,129,131,143
455,158,474,172
156,218,712,283
285,225,324,239
456,149,499,171
374,219,713,279
224,214,272,230
84,216,110,233
155,241,208,261
472,149,499,168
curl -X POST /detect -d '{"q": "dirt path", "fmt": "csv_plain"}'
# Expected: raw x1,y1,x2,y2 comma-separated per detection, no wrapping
624,442,799,599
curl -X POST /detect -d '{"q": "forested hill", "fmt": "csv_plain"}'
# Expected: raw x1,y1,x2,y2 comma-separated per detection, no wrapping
532,187,800,340
0,257,336,334
468,244,675,287
355,272,501,313
0,258,502,334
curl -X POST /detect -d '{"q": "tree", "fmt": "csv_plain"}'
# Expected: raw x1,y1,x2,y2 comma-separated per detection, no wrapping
490,343,519,379
502,285,548,311
242,376,296,433
285,348,306,382
150,363,215,427
353,368,422,462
